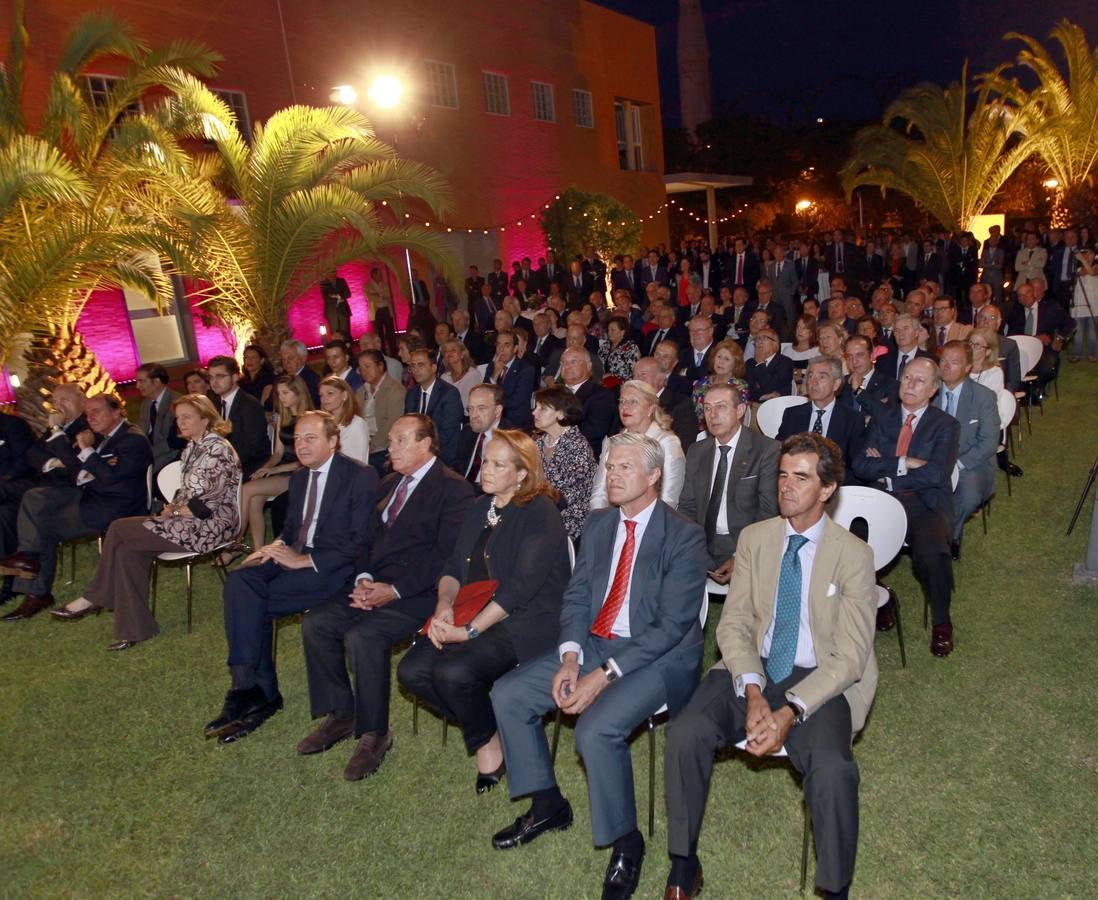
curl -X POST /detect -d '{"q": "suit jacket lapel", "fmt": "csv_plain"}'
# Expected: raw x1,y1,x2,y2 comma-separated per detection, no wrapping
698,437,716,506
588,511,615,624
726,429,753,502
806,520,838,639
628,502,665,632
756,518,784,650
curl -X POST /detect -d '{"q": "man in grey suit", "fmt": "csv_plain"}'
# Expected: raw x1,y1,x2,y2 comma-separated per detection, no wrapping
489,433,708,900
771,242,800,326
677,381,779,585
135,364,181,478
937,341,999,555
663,433,877,900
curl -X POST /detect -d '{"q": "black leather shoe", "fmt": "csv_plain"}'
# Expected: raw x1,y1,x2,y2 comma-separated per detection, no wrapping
603,846,645,900
0,552,39,577
876,590,897,632
492,801,573,850
931,623,954,657
950,540,961,562
204,685,269,739
218,693,284,745
1006,462,1023,477
2,593,54,622
0,576,15,606
50,603,104,621
476,762,506,795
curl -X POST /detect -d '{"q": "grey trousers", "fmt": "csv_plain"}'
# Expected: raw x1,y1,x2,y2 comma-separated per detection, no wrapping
490,634,669,847
15,485,95,596
664,667,860,894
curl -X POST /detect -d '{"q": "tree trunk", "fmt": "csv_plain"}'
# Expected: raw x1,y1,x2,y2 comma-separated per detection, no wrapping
14,324,118,433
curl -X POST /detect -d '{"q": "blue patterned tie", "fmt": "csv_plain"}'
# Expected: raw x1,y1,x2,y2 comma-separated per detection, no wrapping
766,534,809,683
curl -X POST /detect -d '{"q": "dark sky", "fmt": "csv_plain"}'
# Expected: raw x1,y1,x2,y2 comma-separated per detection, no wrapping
598,0,1098,127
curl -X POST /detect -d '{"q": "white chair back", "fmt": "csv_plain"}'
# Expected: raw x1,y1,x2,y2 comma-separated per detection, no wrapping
156,460,183,503
830,486,907,571
996,389,1017,431
1013,335,1043,377
755,395,808,439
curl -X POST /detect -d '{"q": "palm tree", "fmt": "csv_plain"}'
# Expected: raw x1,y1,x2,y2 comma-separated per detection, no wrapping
0,4,223,426
155,101,458,357
983,19,1098,226
840,63,1040,234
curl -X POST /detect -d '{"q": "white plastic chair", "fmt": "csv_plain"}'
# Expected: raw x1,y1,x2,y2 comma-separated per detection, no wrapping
150,460,241,634
1012,334,1044,434
755,395,808,439
996,389,1018,496
830,485,909,666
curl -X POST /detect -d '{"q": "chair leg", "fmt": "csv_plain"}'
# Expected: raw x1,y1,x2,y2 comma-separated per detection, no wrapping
150,561,159,617
800,798,812,893
893,589,907,669
550,708,562,764
1024,399,1032,434
184,561,193,632
272,618,279,662
980,502,988,535
442,718,449,746
67,541,76,587
648,716,656,838
923,593,929,630
412,696,419,736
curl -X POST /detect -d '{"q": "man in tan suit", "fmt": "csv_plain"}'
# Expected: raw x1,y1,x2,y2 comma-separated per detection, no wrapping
662,432,877,900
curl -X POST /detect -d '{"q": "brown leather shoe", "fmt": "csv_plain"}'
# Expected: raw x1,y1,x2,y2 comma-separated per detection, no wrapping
664,865,704,899
2,593,54,622
343,730,392,781
0,552,39,577
296,714,355,755
931,622,954,657
49,603,104,621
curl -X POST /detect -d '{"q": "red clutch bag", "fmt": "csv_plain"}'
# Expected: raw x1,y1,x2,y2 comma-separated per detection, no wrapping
419,579,499,635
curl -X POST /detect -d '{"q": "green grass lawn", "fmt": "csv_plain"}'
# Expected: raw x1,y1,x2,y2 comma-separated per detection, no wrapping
3,363,1098,898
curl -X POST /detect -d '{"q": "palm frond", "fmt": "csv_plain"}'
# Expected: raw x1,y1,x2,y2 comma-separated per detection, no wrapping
58,11,146,75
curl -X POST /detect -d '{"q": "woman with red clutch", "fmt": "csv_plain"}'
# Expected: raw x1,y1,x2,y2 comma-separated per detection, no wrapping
397,429,571,794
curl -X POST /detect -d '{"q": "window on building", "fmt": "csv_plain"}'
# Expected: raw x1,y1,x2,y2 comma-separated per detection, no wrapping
213,89,251,140
83,74,142,138
483,71,510,116
614,100,646,171
425,60,459,109
572,89,594,128
531,81,555,122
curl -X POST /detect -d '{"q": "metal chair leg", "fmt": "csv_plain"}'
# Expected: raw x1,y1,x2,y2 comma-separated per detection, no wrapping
923,593,929,630
412,696,419,735
648,716,656,838
442,718,449,745
150,561,159,616
980,502,988,535
894,589,907,668
800,799,812,892
550,708,562,763
184,562,193,633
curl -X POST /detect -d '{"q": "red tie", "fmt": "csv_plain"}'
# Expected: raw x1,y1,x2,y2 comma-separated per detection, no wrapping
591,520,637,638
895,413,916,458
736,254,743,284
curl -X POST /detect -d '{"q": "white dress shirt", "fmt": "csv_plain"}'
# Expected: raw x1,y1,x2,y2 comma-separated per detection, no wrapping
219,386,240,418
807,399,835,436
298,454,335,549
356,457,437,587
710,428,744,536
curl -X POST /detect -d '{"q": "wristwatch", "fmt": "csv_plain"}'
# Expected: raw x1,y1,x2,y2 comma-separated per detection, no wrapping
785,701,806,726
465,624,480,640
602,662,619,683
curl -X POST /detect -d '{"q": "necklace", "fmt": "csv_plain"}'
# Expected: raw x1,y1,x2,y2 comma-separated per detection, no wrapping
486,499,503,527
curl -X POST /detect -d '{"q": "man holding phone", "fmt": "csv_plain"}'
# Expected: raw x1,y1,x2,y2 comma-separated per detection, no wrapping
676,381,780,586
489,433,708,900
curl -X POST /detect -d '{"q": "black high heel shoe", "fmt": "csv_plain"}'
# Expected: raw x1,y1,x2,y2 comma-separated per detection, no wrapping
475,762,506,795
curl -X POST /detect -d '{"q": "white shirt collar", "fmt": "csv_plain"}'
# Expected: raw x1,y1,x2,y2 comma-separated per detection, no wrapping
785,512,827,543
619,496,658,526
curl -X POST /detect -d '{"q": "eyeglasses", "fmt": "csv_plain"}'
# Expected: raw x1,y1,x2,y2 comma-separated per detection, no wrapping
967,341,987,349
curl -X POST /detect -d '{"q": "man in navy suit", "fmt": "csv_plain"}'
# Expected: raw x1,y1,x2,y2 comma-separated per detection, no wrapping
489,432,707,900
645,305,687,358
611,254,641,303
280,339,320,405
1,393,152,621
298,415,473,780
679,316,716,384
840,335,897,422
0,411,36,605
875,314,935,383
565,260,595,307
853,358,960,657
745,328,794,402
486,331,535,430
1007,280,1075,395
726,238,759,297
205,411,378,744
777,357,866,483
208,356,270,480
561,348,617,456
640,249,669,291
404,348,463,468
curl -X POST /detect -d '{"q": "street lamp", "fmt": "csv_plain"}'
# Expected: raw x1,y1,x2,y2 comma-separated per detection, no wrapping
331,84,358,106
795,199,814,213
1043,178,1060,189
368,75,403,109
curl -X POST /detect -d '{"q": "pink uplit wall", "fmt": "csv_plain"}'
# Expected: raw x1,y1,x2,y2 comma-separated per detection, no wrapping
288,259,410,348
497,230,549,269
76,289,140,382
187,289,237,362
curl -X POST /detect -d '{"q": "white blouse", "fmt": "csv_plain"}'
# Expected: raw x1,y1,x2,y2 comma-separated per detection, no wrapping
339,416,371,464
589,421,686,510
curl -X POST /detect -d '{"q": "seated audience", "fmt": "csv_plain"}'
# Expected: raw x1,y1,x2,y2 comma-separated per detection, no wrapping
323,340,363,392
532,387,597,543
280,339,321,405
50,394,241,649
1,393,153,621
318,376,370,464
404,348,464,469
396,430,570,793
591,380,685,509
967,328,1004,393
745,328,794,402
207,355,270,480
440,339,485,413
135,364,182,478
204,411,378,744
690,338,746,425
632,356,697,453
559,347,617,457
485,331,535,430
355,349,406,471
458,384,507,491
599,315,642,382
240,344,276,410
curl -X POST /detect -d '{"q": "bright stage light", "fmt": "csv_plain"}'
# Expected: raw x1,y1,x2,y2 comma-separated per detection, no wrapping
368,75,403,109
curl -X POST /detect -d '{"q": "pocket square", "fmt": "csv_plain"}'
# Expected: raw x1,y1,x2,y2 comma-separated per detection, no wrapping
968,419,979,424
826,583,838,598
740,474,758,480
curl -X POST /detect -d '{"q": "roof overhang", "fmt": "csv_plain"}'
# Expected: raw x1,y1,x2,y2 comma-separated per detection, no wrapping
663,172,753,193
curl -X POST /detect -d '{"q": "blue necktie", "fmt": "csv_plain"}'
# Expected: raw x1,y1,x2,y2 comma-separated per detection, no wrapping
766,534,809,683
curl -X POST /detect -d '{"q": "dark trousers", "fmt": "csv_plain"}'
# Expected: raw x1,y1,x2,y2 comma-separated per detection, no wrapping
14,485,95,596
397,626,519,754
222,557,347,700
373,307,396,357
301,598,421,736
665,668,859,894
898,493,953,625
83,517,183,641
325,302,351,341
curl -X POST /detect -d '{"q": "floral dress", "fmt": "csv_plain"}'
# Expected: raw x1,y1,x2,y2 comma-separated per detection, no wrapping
600,339,641,382
537,427,596,542
145,432,241,554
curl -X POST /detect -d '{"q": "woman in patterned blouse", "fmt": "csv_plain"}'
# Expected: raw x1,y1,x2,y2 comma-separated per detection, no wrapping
599,315,641,382
532,387,596,543
691,338,747,425
50,394,242,650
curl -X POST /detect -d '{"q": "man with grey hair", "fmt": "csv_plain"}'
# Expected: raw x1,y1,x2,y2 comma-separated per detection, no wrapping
489,431,708,900
279,339,320,405
777,356,866,483
853,357,960,656
874,313,934,383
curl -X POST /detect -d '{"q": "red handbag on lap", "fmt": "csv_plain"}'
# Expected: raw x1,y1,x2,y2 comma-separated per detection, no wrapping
418,579,499,635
